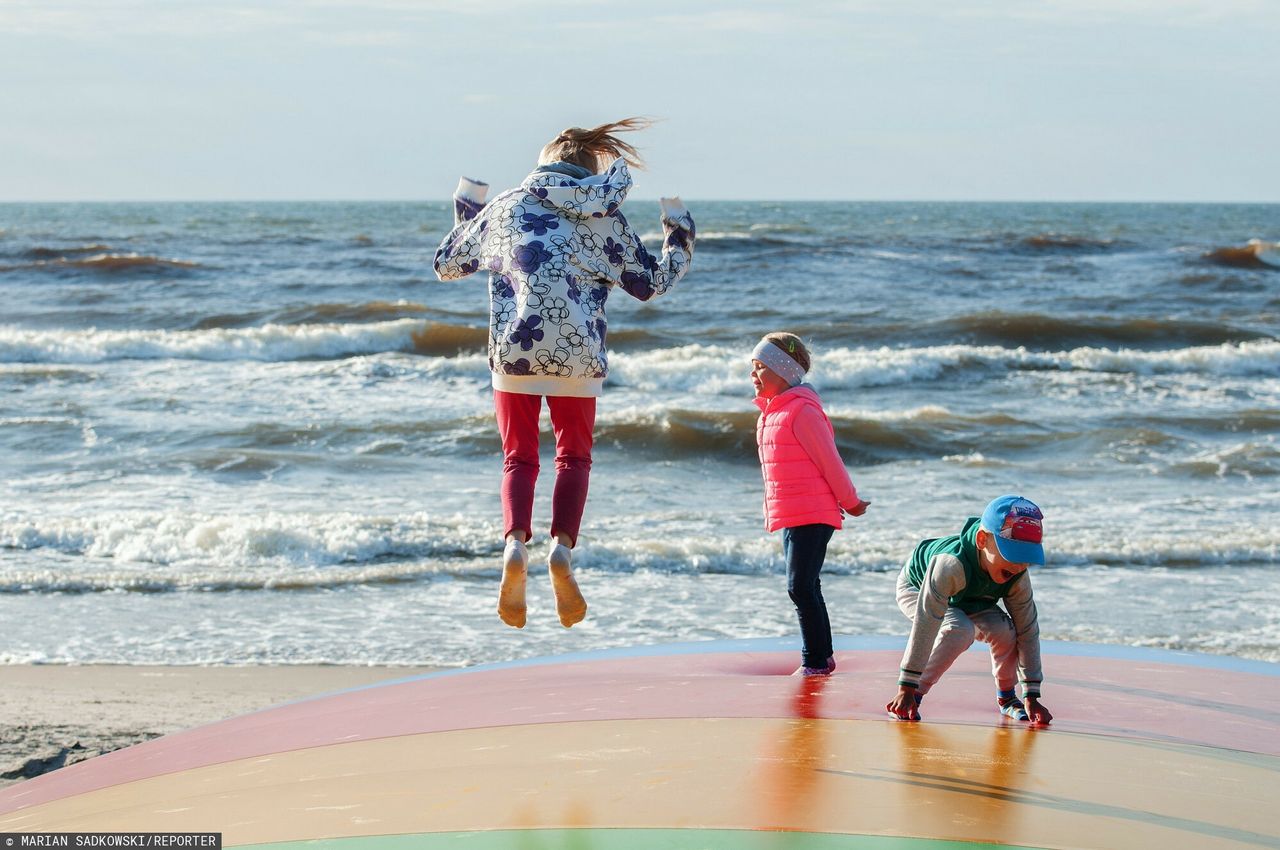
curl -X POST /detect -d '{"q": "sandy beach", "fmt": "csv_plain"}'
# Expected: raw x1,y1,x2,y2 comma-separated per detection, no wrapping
0,664,440,788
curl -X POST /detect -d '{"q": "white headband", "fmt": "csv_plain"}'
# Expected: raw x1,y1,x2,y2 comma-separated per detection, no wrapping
751,338,807,387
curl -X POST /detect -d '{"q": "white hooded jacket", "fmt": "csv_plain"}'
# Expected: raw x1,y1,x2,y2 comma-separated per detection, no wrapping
434,158,695,397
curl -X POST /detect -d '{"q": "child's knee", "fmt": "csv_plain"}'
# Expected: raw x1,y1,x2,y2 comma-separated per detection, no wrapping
939,619,976,648
983,616,1017,651
553,453,592,472
787,585,821,607
503,454,539,473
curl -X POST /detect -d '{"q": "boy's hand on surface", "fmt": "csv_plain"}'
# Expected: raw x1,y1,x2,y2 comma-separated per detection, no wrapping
1026,697,1052,725
886,687,920,721
847,499,871,517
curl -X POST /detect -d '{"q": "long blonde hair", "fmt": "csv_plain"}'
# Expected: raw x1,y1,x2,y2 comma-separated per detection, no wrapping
538,117,652,173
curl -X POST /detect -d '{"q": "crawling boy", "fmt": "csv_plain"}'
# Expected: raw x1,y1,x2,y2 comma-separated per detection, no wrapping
887,495,1053,724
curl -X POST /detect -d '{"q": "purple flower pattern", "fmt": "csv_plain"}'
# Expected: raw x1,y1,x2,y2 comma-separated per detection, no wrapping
620,270,655,300
603,237,626,266
491,274,515,300
501,358,533,376
519,212,559,236
512,241,552,274
507,315,545,351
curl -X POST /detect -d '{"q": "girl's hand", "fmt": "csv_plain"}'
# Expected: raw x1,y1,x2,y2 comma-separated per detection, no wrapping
846,499,871,517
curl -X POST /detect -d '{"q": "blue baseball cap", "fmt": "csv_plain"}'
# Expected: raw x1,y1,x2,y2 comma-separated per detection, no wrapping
979,495,1045,566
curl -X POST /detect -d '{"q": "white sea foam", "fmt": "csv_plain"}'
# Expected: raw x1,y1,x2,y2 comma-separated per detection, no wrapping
3,501,1277,595
638,230,754,242
4,559,1277,666
0,510,501,590
3,325,1277,389
0,319,428,364
813,340,1280,385
607,340,1280,396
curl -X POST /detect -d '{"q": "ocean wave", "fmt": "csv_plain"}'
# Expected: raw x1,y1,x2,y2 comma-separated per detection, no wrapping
609,340,1280,397
0,318,430,363
593,408,758,458
946,232,1128,255
1202,240,1280,269
69,405,1024,466
22,243,112,259
176,416,494,458
1,253,202,273
1138,408,1280,435
190,301,481,331
1019,233,1117,251
409,321,489,356
3,506,1277,594
456,403,1268,470
591,405,1055,464
0,510,500,591
935,311,1267,349
639,229,811,249
815,339,1280,384
0,365,97,385
1169,441,1280,479
2,322,1277,385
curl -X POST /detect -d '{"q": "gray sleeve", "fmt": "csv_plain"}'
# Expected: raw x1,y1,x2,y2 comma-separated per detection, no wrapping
1002,572,1043,698
898,554,966,688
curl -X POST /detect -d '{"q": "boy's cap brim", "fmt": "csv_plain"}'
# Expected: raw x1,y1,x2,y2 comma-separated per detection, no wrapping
992,533,1044,566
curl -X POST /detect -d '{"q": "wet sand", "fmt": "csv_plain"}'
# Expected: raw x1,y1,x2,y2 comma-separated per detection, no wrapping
0,664,441,787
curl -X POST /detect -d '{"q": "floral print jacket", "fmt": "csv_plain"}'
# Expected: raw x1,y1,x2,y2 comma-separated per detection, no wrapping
433,158,695,397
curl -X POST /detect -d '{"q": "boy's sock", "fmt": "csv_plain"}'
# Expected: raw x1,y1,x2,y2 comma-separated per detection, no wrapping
997,690,1029,721
498,539,528,629
548,541,587,628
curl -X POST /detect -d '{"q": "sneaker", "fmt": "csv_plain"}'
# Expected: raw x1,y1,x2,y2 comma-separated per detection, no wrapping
497,538,528,629
998,695,1029,721
548,541,587,628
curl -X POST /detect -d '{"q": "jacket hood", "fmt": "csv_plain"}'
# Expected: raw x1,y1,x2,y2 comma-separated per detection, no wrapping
754,383,821,413
520,157,633,221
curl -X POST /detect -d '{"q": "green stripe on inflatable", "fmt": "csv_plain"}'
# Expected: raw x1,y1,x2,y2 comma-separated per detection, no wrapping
243,830,1042,850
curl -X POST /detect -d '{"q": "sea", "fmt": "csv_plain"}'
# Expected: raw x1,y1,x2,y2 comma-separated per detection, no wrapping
1,200,1277,667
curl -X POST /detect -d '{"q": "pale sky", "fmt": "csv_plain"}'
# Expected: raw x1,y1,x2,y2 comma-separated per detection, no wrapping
3,0,1278,202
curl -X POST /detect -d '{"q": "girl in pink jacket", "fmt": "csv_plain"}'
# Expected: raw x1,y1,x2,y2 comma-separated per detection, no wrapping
752,333,870,676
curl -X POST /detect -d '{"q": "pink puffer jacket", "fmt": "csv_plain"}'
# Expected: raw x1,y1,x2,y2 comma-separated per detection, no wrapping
754,385,844,532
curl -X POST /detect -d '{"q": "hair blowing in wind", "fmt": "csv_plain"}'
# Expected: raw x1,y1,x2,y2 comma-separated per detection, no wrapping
539,117,654,172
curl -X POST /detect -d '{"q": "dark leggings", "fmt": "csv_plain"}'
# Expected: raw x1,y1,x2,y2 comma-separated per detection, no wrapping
783,523,835,668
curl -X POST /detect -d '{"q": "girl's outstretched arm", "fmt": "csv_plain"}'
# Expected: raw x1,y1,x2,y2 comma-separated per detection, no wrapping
613,197,695,301
434,177,490,281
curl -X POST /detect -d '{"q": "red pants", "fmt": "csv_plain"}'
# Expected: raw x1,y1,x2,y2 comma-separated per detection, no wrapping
493,390,595,547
